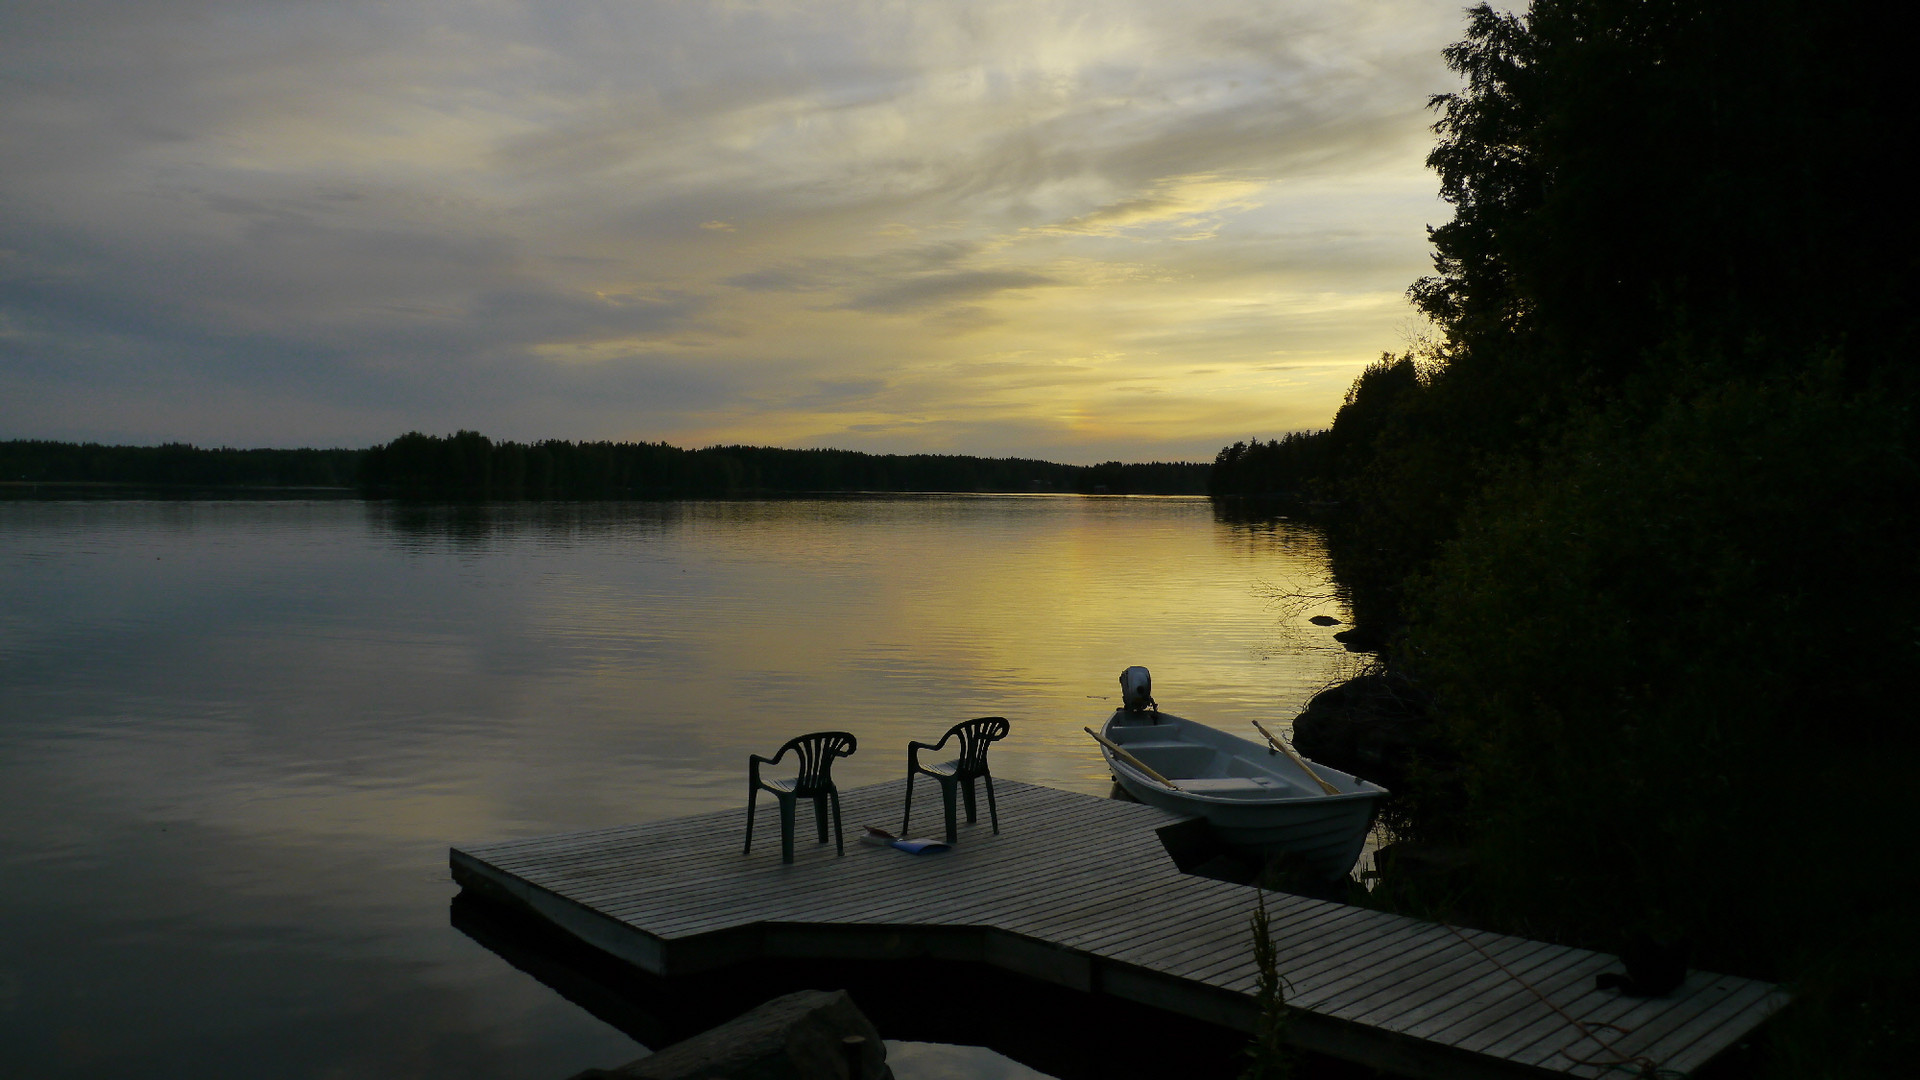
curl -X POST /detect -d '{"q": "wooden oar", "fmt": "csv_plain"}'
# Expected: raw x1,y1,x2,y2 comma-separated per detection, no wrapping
1252,720,1341,795
1085,727,1183,791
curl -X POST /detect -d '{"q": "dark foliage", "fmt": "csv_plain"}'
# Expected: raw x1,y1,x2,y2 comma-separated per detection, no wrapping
1321,0,1919,627
1295,0,1920,653
1225,2,1917,1072
1417,0,1916,406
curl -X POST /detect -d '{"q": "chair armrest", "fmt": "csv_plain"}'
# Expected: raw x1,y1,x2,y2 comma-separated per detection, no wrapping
905,737,945,772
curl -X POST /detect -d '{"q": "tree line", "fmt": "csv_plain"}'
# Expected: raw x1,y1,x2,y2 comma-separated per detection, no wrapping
2,434,1209,497
1216,2,1914,1073
0,440,362,488
357,431,1208,496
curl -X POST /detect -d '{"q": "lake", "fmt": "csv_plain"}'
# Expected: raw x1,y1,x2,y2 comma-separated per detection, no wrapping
0,495,1354,1078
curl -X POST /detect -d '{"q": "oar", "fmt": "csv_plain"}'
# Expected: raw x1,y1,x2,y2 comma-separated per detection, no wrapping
1252,720,1341,795
1085,727,1183,791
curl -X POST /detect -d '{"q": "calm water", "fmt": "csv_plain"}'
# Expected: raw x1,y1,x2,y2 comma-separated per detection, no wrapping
0,496,1352,1078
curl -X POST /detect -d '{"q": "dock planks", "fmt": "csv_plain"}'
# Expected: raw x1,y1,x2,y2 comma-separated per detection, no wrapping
452,779,1785,1079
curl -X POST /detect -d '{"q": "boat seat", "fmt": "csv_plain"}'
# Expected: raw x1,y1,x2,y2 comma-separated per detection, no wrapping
1124,744,1218,776
1176,776,1303,799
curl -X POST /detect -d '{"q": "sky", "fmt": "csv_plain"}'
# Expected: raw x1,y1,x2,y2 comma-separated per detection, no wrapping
1,1,1469,463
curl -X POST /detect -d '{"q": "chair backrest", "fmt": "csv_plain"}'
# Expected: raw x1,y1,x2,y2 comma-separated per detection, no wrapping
779,730,858,793
946,716,1010,777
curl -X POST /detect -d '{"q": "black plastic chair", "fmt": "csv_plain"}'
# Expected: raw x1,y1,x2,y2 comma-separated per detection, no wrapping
902,717,1010,844
745,731,858,864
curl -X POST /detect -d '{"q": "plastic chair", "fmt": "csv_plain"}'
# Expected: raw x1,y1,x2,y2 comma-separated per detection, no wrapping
744,731,858,864
902,717,1010,844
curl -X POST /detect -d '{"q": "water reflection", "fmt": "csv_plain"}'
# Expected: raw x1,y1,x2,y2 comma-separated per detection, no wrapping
0,497,1347,1078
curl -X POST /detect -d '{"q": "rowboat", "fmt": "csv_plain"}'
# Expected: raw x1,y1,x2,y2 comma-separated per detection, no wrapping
1094,669,1389,880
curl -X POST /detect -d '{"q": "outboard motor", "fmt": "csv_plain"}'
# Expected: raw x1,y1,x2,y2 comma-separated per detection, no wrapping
1119,666,1157,713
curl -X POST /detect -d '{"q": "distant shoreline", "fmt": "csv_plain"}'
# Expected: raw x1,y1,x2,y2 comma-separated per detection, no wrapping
0,480,1212,500
3,434,1215,498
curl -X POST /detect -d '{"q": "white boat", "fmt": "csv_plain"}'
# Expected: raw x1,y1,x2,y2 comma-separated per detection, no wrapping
1096,669,1389,880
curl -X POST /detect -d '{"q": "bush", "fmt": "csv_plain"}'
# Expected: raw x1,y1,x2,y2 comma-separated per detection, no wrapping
1404,366,1919,982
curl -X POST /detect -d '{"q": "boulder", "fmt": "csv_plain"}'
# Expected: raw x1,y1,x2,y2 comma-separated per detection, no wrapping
572,989,892,1080
1291,671,1432,793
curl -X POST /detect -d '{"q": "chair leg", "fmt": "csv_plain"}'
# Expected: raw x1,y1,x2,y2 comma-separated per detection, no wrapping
961,776,978,823
940,779,958,845
744,785,758,855
830,789,844,855
779,796,796,865
902,771,916,836
813,793,830,843
984,772,1000,834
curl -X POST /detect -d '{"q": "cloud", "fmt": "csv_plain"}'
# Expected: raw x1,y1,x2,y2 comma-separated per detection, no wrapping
0,0,1467,458
840,270,1058,313
1035,173,1268,238
725,267,827,293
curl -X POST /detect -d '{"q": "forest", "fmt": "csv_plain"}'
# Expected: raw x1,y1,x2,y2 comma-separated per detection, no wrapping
1212,2,1915,1076
355,432,1207,496
356,431,1209,497
1,434,1209,497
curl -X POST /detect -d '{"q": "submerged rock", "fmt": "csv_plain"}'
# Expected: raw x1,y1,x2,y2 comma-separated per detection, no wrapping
573,988,893,1080
1331,626,1384,653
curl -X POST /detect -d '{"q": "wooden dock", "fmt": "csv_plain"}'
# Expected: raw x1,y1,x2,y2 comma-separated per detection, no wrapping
451,779,1785,1079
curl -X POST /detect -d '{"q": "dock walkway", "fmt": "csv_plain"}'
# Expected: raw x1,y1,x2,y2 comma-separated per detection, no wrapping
451,779,1785,1079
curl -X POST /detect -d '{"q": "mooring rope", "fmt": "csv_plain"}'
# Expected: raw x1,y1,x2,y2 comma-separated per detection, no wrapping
1442,922,1684,1078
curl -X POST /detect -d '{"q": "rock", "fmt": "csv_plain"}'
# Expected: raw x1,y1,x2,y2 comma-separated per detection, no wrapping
572,989,893,1080
1291,672,1433,793
1308,615,1342,626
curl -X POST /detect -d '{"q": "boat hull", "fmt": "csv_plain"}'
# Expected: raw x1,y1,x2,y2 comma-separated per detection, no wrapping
1099,709,1387,880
